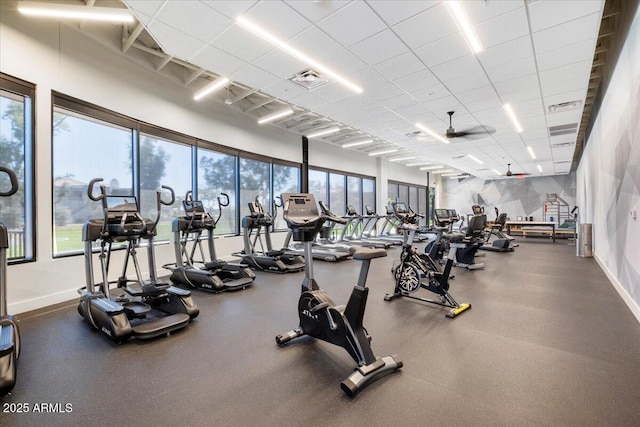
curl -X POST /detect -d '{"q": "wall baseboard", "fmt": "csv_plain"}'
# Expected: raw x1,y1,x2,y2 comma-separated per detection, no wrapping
594,252,640,324
10,289,79,319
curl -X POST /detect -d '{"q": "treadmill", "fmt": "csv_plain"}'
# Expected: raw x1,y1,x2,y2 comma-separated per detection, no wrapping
338,205,391,249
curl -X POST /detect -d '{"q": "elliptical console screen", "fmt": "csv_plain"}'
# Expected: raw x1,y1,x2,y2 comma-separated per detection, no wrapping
393,202,408,214
106,196,138,212
434,209,449,219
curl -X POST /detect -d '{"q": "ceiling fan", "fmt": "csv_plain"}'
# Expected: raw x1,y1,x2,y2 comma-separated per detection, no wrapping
505,163,531,178
445,111,496,140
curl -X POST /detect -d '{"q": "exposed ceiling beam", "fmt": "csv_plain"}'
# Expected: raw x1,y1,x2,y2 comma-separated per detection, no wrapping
123,23,145,53
244,97,276,113
186,68,206,85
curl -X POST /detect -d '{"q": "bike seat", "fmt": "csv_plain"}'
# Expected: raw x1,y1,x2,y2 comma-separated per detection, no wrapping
353,247,387,260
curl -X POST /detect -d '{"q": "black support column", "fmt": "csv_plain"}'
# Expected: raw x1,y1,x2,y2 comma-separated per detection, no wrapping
301,135,309,192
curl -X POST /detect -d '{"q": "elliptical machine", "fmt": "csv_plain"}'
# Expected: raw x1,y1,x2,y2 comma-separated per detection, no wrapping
235,196,304,273
276,193,402,397
477,206,517,252
77,179,199,343
0,167,20,396
425,209,485,270
166,191,255,292
385,202,471,318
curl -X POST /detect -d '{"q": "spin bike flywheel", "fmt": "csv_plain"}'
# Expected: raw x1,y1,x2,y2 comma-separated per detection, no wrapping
396,262,422,294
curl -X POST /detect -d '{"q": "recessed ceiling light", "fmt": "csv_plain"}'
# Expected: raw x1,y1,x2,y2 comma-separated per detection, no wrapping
342,139,374,148
527,146,536,159
18,1,134,23
430,169,454,174
194,77,230,101
467,154,483,164
406,161,431,167
445,1,483,54
306,126,341,139
419,165,444,171
368,148,398,156
415,123,449,144
503,104,523,133
389,156,417,162
236,16,363,94
257,107,294,125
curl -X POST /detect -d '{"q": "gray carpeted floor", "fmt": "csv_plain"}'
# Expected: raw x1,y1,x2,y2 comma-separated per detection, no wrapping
2,238,640,426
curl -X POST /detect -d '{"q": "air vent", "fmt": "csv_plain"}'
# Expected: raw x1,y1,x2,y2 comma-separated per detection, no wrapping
451,155,466,159
554,161,571,164
406,131,424,138
548,100,582,113
549,123,578,136
288,69,329,90
551,141,575,148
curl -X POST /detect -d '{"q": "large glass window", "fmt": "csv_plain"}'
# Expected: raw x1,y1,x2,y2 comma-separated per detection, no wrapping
409,187,418,211
363,178,375,213
139,134,192,242
347,176,361,214
329,173,346,215
0,82,34,262
309,169,328,203
197,148,236,235
387,183,398,204
52,108,133,255
398,185,409,205
418,187,427,226
239,157,270,221
273,164,300,230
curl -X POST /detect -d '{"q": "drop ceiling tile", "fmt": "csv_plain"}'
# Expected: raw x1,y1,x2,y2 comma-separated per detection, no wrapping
474,7,529,49
532,12,602,54
543,89,586,108
394,103,429,119
284,0,351,23
393,70,439,93
354,67,388,88
316,1,387,47
411,83,451,103
375,52,426,80
367,83,405,101
539,60,592,87
125,1,165,17
444,72,491,94
201,0,256,19
378,93,417,110
431,55,483,82
326,49,369,74
414,32,470,68
541,78,588,99
528,0,603,33
129,10,153,27
545,109,583,127
244,2,312,40
214,26,273,63
312,100,350,117
253,49,308,79
456,85,498,105
463,1,524,25
312,82,355,102
289,27,344,61
147,20,207,59
156,1,231,42
366,0,439,26
288,91,331,109
262,80,309,102
355,103,391,118
423,95,462,114
350,30,409,65
485,55,537,84
536,39,596,72
190,45,247,76
494,74,540,97
477,35,534,69
392,3,457,49
230,64,279,89
464,97,503,113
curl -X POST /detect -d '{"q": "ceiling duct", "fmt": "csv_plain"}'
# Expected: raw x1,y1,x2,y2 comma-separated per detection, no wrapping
548,100,583,113
549,123,578,136
551,141,575,148
288,69,330,90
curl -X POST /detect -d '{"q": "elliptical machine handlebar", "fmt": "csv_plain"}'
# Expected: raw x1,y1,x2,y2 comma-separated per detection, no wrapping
87,178,106,201
0,166,18,197
218,192,229,207
318,201,348,225
148,185,175,234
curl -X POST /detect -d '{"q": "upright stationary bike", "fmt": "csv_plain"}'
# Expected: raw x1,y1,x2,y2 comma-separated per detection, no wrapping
0,167,19,396
276,193,402,397
386,202,472,318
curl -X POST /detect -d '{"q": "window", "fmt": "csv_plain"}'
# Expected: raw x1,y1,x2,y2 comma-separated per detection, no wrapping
363,178,375,213
409,186,418,211
329,173,346,215
52,108,133,255
0,76,34,262
418,187,427,226
309,169,328,203
347,176,362,214
139,134,192,242
197,147,236,235
239,157,270,222
399,185,409,205
387,183,398,204
273,163,300,230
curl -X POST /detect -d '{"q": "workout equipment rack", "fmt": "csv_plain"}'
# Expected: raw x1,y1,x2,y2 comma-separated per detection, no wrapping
543,193,570,224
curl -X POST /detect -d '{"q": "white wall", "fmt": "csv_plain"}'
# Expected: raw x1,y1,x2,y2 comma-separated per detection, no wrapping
0,4,298,313
576,7,640,322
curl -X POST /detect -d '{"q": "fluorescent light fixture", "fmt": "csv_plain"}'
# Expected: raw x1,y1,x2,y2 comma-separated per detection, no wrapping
442,173,466,177
430,169,455,174
537,164,543,172
415,123,449,144
368,148,398,157
236,16,363,94
257,107,294,124
449,175,470,179
419,165,444,171
18,1,134,23
406,161,432,167
342,139,374,148
503,104,523,133
467,154,484,164
445,1,483,54
527,146,536,159
306,126,341,139
389,156,417,162
492,169,502,175
194,77,230,101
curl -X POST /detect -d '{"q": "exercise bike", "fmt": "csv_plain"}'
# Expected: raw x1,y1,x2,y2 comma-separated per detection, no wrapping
275,193,402,397
385,202,471,318
166,191,255,292
0,166,20,396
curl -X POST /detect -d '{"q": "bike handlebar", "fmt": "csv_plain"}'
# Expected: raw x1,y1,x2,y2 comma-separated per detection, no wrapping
87,178,105,201
218,192,229,207
0,166,18,197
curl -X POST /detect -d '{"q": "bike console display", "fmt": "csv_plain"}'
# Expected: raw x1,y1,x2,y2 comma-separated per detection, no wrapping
281,193,324,241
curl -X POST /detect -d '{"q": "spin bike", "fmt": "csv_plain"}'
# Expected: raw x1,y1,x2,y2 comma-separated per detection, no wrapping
385,202,471,318
0,166,20,396
275,193,402,397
